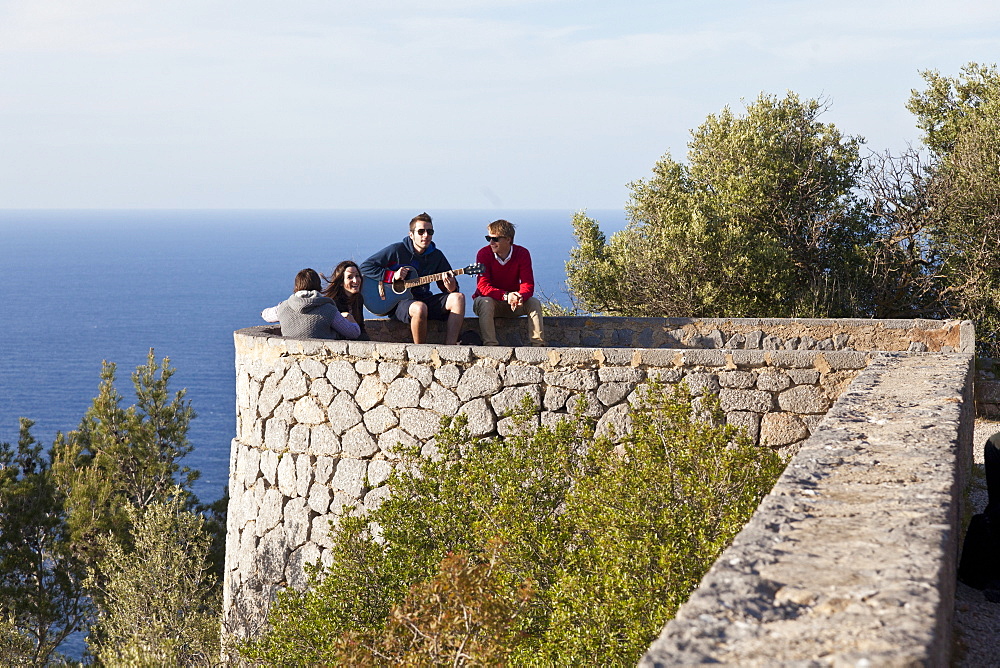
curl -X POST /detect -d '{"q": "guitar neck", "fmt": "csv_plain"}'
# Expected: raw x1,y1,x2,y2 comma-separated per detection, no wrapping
402,267,467,288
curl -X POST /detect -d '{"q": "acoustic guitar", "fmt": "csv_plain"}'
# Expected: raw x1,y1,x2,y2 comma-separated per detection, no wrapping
361,263,484,316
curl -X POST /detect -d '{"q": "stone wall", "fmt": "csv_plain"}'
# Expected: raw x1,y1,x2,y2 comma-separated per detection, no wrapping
641,352,974,666
223,317,976,664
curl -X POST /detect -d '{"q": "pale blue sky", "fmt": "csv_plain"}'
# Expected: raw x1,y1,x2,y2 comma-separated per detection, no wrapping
1,0,998,210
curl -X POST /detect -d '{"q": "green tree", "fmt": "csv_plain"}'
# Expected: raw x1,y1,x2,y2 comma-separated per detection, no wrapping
0,420,90,666
87,493,220,666
907,63,1000,355
51,349,199,567
568,93,869,319
242,386,784,666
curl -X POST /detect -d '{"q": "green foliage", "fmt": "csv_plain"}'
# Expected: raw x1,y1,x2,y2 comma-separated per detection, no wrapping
906,63,1000,355
567,93,868,319
0,419,90,666
87,494,220,666
242,385,784,666
51,349,199,568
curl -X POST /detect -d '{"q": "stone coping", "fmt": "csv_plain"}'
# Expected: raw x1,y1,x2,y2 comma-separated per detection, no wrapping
641,352,975,666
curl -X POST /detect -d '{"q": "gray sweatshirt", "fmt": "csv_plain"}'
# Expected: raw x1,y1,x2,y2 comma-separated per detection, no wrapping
261,290,361,340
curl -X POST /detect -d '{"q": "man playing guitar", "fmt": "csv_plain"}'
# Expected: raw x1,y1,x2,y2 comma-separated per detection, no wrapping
360,212,466,345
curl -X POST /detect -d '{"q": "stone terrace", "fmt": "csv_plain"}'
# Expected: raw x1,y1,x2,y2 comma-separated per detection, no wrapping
223,316,976,665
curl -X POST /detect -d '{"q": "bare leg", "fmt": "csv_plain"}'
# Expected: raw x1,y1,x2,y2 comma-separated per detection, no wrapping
444,291,466,345
409,301,429,344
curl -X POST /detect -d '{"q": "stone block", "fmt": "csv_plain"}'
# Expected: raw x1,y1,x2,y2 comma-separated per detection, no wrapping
726,411,761,443
514,347,551,363
355,376,388,411
326,360,361,394
307,482,332,514
342,424,378,458
257,374,282,418
310,377,334,407
309,424,341,457
544,386,571,411
505,364,544,386
314,456,336,486
787,369,821,385
597,382,634,406
767,351,819,369
279,365,309,401
719,389,774,413
258,527,289,584
355,359,377,375
456,365,503,401
378,428,419,459
277,454,297,497
756,369,792,392
647,368,684,383
471,346,514,362
331,458,368,497
498,414,540,436
283,497,310,549
311,514,337,548
257,488,284,536
287,424,310,454
384,377,423,408
719,370,755,389
760,412,809,447
356,488,391,519
420,381,461,416
598,366,644,383
379,362,403,383
683,372,720,396
407,363,434,387
292,396,326,425
568,391,603,417
406,345,436,362
596,402,632,438
367,459,394,488
438,345,473,363
348,341,377,359
374,342,408,361
544,369,598,391
400,408,446,440
457,398,496,437
298,358,327,379
822,351,872,370
260,448,279,485
434,364,462,388
363,404,399,434
295,454,312,497
490,385,543,416
778,386,831,414
326,392,362,435
728,350,767,368
287,542,321,591
236,446,261,486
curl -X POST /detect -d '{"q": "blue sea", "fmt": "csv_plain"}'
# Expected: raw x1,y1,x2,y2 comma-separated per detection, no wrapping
0,209,626,506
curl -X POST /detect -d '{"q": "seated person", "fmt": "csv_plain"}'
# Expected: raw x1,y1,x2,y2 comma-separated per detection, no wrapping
472,219,546,347
322,260,368,340
360,212,465,345
261,268,361,340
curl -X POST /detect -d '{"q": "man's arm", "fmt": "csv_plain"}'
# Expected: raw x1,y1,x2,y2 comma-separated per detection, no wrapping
474,247,505,300
516,246,536,300
360,243,402,284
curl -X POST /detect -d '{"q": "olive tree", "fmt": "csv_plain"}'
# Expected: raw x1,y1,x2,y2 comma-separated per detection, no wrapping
568,92,869,318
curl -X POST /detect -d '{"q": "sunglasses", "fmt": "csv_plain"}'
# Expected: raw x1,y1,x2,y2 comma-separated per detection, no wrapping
415,228,434,236
485,235,507,242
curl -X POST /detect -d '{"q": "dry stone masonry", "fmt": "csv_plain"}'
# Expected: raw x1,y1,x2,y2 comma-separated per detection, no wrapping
223,316,977,665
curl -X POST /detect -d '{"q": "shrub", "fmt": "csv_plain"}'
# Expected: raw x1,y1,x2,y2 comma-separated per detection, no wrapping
241,384,785,666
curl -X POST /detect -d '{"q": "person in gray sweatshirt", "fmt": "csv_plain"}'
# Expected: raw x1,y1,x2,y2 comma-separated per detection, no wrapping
261,268,361,340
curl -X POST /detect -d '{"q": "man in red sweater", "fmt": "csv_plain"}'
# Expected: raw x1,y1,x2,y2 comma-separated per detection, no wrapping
472,219,546,347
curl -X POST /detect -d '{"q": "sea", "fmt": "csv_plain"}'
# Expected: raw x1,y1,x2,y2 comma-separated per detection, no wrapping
0,209,627,507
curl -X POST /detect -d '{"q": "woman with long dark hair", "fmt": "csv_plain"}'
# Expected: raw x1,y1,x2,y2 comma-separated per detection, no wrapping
323,260,368,340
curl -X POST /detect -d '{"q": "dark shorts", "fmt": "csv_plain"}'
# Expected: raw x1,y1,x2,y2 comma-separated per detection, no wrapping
391,292,452,323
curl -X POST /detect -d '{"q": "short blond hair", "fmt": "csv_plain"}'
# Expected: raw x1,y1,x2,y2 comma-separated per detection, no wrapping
487,219,515,240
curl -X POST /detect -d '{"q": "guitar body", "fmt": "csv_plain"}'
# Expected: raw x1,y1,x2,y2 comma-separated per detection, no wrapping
361,263,484,316
360,266,419,316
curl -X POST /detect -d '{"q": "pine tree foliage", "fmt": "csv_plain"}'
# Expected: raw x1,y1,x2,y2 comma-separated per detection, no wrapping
87,494,220,666
0,420,90,666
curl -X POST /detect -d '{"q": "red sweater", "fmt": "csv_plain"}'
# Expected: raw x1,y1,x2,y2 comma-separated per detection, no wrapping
473,244,535,301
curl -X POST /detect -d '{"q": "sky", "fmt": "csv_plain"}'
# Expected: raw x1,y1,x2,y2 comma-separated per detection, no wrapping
1,0,998,211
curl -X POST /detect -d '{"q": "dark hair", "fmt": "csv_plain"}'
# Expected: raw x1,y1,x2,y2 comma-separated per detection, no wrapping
487,219,516,240
409,212,433,232
322,260,366,336
294,268,322,292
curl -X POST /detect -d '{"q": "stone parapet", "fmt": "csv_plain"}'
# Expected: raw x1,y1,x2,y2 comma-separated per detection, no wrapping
641,352,975,666
365,316,973,353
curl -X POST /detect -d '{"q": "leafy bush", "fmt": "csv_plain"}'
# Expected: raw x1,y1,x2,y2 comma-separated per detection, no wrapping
241,384,785,666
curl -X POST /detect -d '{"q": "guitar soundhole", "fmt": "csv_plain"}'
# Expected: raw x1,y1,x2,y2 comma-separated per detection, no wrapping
391,281,407,295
